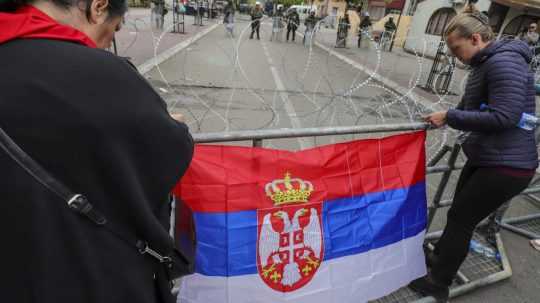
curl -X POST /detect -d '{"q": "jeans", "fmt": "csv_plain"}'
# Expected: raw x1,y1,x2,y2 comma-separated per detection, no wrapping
432,162,533,285
287,26,297,41
250,22,260,39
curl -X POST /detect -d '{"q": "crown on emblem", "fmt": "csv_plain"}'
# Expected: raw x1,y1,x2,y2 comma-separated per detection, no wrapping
265,172,314,206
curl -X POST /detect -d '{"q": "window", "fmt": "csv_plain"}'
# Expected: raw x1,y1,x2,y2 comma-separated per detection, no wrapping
502,15,539,38
385,8,401,15
488,2,509,33
368,5,385,21
425,8,456,36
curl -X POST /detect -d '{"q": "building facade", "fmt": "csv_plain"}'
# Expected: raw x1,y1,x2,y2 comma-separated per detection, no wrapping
312,0,404,21
404,0,540,57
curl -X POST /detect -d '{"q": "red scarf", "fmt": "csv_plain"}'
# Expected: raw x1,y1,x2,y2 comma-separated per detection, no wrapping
0,5,96,48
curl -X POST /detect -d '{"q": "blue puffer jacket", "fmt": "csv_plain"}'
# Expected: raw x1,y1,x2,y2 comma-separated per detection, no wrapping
447,38,538,169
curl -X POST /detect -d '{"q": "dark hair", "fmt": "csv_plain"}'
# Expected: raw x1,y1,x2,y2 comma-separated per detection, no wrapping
0,0,127,20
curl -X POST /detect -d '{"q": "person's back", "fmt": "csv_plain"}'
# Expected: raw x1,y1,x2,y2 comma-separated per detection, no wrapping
288,11,299,27
384,18,396,32
360,16,371,29
413,5,537,301
0,4,193,303
0,36,193,303
224,3,234,23
251,7,262,20
305,13,316,30
453,38,537,168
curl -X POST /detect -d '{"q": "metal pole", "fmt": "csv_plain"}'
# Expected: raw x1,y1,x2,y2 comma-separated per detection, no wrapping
388,9,403,52
426,163,465,174
427,145,451,167
524,193,540,205
425,36,444,90
427,143,461,229
502,213,540,224
182,12,185,33
520,186,540,195
441,56,455,94
439,199,453,207
499,222,540,239
192,122,430,143
172,0,178,32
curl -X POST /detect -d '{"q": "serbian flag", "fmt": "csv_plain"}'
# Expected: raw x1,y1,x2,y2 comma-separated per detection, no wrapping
174,131,427,303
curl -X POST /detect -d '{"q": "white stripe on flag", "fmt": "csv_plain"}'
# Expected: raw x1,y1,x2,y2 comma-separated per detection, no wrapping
177,231,427,303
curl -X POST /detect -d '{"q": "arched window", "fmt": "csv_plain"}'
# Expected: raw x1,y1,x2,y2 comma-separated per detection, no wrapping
425,8,456,36
502,15,539,38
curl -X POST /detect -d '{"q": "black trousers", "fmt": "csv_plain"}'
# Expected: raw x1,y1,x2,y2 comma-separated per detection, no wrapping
287,26,297,41
432,162,532,285
250,22,260,39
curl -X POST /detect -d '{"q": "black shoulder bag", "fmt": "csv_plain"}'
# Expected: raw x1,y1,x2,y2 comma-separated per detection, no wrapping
0,127,193,283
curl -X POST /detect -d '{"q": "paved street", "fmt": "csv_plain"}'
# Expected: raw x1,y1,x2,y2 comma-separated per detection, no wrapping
114,8,218,66
145,17,432,151
125,14,540,303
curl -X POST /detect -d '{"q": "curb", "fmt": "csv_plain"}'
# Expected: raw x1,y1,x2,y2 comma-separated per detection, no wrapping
137,23,220,75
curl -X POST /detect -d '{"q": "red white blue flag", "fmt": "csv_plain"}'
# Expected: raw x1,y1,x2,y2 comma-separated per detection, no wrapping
174,131,427,303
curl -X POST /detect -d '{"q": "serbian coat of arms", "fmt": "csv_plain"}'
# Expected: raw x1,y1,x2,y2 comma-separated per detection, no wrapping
257,172,324,292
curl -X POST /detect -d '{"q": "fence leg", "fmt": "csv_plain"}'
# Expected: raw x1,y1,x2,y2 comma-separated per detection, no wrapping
427,143,461,229
427,145,451,167
500,222,540,239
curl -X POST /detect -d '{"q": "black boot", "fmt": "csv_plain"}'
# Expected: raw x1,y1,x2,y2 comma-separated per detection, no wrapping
409,274,449,302
424,244,440,268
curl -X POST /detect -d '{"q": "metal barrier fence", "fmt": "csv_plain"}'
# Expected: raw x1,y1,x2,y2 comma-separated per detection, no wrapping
500,176,540,239
182,122,540,302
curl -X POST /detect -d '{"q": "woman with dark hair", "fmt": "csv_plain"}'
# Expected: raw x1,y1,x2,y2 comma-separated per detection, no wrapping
411,2,537,302
0,1,193,302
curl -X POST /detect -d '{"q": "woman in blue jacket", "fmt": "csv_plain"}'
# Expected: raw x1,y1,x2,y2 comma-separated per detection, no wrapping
410,3,538,301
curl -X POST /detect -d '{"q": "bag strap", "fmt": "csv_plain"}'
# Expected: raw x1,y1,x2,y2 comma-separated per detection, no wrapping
0,127,183,266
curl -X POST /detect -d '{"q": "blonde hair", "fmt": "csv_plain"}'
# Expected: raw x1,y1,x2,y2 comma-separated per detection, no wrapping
444,2,494,42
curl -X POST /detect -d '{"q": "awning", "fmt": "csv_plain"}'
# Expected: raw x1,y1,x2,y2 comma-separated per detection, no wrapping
368,0,406,10
386,0,406,10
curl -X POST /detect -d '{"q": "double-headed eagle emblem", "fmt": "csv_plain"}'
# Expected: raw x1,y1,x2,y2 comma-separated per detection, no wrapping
257,173,323,291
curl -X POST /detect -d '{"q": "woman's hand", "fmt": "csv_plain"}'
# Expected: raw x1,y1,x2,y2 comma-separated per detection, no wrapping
423,111,448,128
171,113,185,122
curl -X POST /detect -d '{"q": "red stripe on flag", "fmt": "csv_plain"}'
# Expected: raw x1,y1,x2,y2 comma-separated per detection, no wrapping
174,131,426,213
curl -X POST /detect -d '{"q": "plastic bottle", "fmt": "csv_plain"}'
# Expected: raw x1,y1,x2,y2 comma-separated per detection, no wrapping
469,239,501,261
517,113,538,131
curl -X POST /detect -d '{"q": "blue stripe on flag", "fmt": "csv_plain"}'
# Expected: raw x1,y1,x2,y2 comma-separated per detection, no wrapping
191,182,427,277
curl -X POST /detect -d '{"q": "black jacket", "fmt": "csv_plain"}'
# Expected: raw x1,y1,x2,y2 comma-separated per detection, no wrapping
287,12,300,28
0,39,194,303
447,39,538,169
